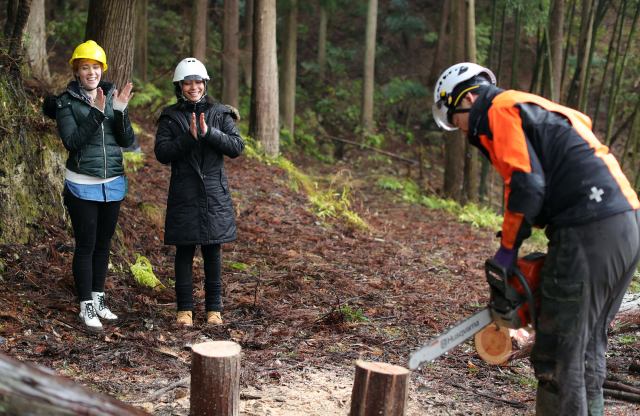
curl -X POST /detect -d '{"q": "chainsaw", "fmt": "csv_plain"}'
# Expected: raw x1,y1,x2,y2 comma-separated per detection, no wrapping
408,252,545,370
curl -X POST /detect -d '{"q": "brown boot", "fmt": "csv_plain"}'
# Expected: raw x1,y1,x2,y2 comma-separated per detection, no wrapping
176,311,193,327
206,311,223,325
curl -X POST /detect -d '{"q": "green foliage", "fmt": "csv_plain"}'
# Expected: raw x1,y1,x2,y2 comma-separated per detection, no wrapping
123,152,145,173
46,6,88,48
618,334,638,345
338,304,369,323
130,255,165,290
129,81,170,113
229,261,251,271
629,270,640,294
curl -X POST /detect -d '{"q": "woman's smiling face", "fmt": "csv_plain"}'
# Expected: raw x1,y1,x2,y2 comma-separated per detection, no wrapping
75,59,102,90
181,80,205,102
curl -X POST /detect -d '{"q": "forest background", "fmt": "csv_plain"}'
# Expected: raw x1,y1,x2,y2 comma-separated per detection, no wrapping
0,0,639,415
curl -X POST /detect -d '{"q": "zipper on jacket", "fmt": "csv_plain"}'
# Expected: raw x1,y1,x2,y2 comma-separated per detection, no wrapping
101,123,107,177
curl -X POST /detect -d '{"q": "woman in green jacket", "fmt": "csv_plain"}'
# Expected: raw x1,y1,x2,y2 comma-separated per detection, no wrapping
56,40,135,331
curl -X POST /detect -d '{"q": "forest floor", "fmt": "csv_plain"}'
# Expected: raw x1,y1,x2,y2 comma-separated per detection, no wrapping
1,115,639,415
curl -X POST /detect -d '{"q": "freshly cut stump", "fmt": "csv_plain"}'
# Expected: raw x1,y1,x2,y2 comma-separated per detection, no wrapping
349,360,410,416
475,324,512,365
190,341,242,416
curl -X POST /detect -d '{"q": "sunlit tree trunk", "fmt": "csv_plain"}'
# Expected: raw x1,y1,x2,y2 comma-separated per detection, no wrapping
25,0,50,83
280,0,297,138
85,0,135,90
443,0,466,202
223,0,239,108
249,0,279,157
318,3,328,81
134,0,148,82
361,0,378,135
191,0,207,62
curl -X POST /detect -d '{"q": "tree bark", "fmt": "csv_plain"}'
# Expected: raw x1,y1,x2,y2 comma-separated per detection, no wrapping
223,0,240,107
191,0,208,62
249,0,279,157
349,360,410,416
0,352,148,415
190,341,241,416
360,0,378,135
280,0,297,138
3,0,32,80
443,0,466,201
318,4,328,81
428,0,450,85
463,0,479,203
134,0,148,82
549,0,564,102
240,0,253,88
24,0,50,83
85,0,136,90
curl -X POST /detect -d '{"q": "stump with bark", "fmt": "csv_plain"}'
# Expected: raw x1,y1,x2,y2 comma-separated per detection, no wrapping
349,360,410,416
190,340,242,416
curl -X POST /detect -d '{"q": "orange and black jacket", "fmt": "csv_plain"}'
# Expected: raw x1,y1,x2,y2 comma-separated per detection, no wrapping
468,85,639,251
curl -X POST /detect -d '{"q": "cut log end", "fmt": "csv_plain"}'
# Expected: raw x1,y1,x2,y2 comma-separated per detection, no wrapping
354,359,410,376
191,340,242,358
475,324,512,365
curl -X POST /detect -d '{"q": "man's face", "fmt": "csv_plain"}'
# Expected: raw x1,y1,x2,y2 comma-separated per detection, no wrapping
451,94,474,135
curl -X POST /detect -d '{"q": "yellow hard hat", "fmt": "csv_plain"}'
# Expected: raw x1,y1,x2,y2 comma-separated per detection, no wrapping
69,40,108,72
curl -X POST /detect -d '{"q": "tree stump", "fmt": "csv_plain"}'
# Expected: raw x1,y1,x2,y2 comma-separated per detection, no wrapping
349,360,410,416
190,341,241,416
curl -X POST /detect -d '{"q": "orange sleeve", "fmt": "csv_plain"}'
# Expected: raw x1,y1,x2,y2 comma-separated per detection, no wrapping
488,105,533,250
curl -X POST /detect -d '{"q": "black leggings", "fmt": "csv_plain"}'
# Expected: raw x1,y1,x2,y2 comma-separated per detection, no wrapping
175,244,222,312
64,190,121,302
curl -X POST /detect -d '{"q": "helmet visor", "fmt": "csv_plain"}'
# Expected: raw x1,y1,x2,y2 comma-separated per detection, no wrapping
432,100,458,131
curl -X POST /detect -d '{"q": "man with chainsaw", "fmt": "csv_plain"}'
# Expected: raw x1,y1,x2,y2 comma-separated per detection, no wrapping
432,62,640,415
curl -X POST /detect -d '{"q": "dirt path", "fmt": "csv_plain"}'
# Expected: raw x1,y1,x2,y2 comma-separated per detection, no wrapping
1,128,639,415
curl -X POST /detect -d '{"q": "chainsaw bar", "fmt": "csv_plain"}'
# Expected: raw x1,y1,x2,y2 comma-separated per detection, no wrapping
408,308,492,370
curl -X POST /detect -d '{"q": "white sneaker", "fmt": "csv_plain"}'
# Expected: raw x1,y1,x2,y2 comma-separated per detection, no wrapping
79,300,102,331
92,292,118,320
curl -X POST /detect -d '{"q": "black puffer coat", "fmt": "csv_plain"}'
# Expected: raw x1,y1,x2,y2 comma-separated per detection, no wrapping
56,81,135,178
154,98,244,246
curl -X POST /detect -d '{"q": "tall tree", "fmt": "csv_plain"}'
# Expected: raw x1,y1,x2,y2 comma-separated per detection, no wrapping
280,0,298,138
567,0,595,108
318,1,328,81
443,0,466,201
134,0,148,82
361,0,378,135
24,0,51,83
549,0,564,101
249,0,279,157
428,0,450,85
2,0,32,80
463,0,478,203
240,0,254,87
223,0,240,107
85,0,136,90
192,0,208,62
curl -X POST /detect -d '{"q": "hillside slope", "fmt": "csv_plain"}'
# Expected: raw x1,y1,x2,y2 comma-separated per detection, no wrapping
1,120,638,415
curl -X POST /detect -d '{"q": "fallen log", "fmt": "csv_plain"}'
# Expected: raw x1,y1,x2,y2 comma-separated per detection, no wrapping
0,351,148,415
349,360,410,416
603,388,640,403
190,340,241,416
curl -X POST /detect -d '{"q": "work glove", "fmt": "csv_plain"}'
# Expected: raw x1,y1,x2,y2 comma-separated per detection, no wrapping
493,245,516,270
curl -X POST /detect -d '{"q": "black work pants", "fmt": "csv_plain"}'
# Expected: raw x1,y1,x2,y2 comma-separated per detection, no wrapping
532,210,640,416
64,190,121,302
174,244,222,312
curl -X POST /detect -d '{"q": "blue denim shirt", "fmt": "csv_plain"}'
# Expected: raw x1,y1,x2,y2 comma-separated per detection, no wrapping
65,175,127,202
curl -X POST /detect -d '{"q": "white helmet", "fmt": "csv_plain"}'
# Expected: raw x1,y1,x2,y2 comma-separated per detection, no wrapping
432,62,496,131
172,57,210,82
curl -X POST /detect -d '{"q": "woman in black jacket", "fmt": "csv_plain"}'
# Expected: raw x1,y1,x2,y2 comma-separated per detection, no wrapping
56,40,135,331
155,58,244,327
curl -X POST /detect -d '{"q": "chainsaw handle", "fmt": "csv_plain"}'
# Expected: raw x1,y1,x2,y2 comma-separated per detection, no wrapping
511,268,537,330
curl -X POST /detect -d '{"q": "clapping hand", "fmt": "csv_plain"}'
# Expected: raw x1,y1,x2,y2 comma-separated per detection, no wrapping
93,87,106,112
190,112,208,139
113,82,134,108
